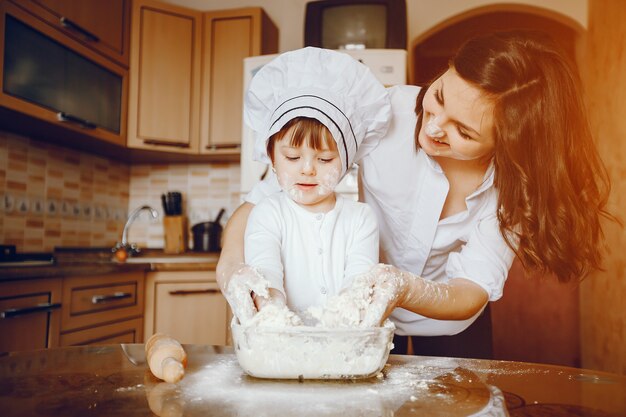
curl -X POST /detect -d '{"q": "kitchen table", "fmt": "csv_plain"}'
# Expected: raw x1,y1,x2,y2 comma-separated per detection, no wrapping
0,344,624,417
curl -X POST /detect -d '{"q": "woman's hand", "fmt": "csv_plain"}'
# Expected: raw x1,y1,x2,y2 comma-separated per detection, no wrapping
347,263,490,327
354,264,416,327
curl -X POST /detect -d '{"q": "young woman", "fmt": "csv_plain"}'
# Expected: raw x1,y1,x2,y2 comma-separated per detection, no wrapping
219,32,615,358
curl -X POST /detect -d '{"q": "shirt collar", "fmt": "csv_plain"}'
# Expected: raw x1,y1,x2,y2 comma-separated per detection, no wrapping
419,149,495,199
282,192,343,218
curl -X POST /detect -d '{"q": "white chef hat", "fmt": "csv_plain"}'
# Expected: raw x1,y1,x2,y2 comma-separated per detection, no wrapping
244,47,391,177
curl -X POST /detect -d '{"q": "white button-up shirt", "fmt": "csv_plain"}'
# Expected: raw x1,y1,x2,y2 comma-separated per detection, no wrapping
246,85,515,336
244,193,379,314
360,85,515,336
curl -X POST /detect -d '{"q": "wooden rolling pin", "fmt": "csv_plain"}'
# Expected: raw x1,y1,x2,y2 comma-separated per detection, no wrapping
145,333,187,383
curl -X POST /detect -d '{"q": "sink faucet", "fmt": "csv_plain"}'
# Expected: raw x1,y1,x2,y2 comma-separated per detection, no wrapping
113,205,159,257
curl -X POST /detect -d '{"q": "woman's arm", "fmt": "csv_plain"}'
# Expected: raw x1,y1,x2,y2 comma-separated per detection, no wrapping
401,275,488,320
216,203,254,289
357,265,489,327
216,202,285,320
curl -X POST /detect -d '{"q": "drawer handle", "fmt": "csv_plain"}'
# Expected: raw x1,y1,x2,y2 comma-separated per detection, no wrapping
169,289,220,296
59,17,99,42
57,112,97,129
1,302,62,319
91,292,132,304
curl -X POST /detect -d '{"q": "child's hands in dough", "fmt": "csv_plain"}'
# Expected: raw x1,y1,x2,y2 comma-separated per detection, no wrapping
221,264,269,324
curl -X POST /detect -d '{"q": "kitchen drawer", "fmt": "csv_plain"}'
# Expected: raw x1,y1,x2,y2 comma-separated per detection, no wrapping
144,271,230,346
60,317,143,346
0,278,62,352
61,272,144,332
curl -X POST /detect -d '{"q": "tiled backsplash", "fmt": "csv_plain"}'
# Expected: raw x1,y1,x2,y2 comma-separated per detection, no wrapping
0,130,241,252
128,162,241,248
1,131,130,252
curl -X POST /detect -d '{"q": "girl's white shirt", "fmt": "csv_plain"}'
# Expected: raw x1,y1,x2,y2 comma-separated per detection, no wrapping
246,85,515,336
244,192,379,314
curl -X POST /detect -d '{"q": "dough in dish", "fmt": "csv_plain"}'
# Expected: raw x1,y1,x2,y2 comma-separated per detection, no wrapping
232,276,394,379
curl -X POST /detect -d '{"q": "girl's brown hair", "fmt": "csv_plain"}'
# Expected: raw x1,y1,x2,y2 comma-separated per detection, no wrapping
267,117,337,163
415,31,616,282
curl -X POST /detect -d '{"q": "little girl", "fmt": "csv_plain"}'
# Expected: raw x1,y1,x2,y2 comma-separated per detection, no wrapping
235,47,391,320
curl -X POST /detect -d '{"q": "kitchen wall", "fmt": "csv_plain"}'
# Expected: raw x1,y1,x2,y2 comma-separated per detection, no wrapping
580,0,626,375
0,130,241,252
0,131,129,252
127,162,240,248
162,0,587,52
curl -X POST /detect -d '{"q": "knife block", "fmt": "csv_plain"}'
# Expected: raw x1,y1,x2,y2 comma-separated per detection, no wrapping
163,216,187,254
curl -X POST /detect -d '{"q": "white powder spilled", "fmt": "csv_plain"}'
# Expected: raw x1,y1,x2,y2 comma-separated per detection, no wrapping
173,355,509,417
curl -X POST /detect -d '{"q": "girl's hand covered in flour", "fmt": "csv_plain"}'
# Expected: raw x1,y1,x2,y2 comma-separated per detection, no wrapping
219,264,269,324
219,263,288,324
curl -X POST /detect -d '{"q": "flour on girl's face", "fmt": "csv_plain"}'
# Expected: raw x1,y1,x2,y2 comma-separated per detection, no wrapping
276,167,341,208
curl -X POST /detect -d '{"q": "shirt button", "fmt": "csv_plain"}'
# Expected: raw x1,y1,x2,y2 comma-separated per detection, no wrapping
316,214,322,220
320,287,327,295
318,248,323,254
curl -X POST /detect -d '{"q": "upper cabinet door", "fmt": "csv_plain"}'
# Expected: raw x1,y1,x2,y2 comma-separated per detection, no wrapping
23,0,130,67
1,1,128,146
127,0,202,153
200,8,278,155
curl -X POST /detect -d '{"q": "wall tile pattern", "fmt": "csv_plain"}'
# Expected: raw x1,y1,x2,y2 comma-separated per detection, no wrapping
0,131,130,252
127,162,241,249
1,130,242,253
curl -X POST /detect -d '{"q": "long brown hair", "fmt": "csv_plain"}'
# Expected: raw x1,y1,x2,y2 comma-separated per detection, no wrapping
415,31,616,282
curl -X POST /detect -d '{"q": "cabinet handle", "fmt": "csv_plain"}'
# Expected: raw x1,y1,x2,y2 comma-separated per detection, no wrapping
169,289,220,296
57,112,97,129
91,292,132,304
204,144,241,150
1,302,61,319
59,17,99,42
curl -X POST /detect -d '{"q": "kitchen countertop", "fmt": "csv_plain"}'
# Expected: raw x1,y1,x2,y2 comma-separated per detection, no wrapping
1,344,625,417
0,248,220,281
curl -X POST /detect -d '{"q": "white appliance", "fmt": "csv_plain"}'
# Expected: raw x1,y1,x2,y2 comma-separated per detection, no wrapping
240,49,407,200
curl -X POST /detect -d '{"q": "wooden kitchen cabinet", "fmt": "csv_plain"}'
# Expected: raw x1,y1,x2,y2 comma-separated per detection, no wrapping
59,271,145,346
0,1,128,146
127,0,202,153
0,278,62,352
144,271,230,346
20,0,131,67
127,0,277,157
200,8,278,154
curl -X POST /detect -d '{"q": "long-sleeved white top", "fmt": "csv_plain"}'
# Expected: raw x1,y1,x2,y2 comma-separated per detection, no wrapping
246,85,515,336
244,192,379,314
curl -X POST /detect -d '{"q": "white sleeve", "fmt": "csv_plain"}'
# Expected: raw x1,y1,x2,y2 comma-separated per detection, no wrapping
244,170,281,205
343,203,379,286
243,199,285,296
445,213,516,301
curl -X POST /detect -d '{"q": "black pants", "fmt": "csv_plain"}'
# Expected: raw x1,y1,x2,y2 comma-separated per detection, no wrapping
391,304,493,360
